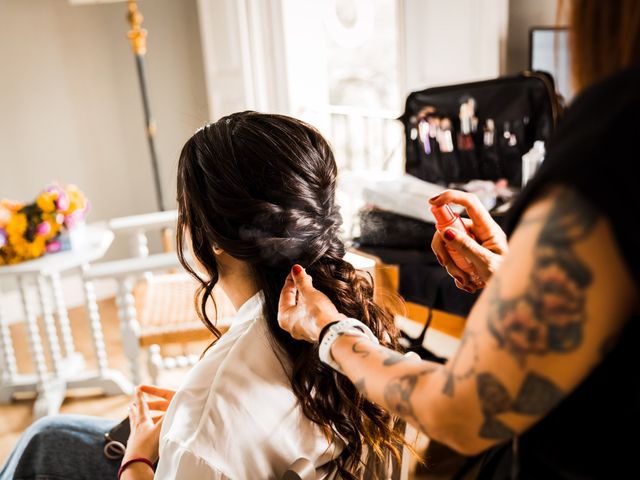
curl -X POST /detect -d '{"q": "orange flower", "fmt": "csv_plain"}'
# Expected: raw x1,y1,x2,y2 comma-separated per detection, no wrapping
36,193,56,213
5,213,27,237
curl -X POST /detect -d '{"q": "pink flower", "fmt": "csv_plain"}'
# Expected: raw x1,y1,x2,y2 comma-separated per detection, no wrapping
36,221,51,236
46,240,61,253
55,191,70,212
64,215,76,230
0,229,7,248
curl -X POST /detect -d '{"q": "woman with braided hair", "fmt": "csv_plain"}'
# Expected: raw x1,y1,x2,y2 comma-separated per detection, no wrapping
1,112,407,480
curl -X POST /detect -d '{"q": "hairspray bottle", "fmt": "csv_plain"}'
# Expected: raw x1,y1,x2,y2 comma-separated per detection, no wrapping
430,204,476,275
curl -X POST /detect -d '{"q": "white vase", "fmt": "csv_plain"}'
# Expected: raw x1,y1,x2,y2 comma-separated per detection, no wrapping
58,221,88,252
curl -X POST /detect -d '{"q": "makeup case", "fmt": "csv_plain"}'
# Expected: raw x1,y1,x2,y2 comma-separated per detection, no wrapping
401,70,561,188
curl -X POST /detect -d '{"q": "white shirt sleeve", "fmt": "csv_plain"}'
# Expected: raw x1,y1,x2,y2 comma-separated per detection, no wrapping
155,441,230,480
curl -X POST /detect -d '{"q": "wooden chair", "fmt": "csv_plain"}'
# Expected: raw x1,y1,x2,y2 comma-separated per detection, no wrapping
136,273,235,384
84,211,229,385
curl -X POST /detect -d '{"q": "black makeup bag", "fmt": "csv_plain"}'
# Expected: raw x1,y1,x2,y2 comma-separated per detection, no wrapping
400,71,561,188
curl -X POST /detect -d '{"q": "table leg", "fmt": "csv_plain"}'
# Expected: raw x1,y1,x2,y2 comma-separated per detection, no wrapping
36,275,63,376
48,271,77,360
0,291,19,402
18,276,65,418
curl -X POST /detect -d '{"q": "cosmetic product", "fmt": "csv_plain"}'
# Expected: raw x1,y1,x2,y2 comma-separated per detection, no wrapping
457,102,474,151
483,119,495,147
418,119,431,154
430,203,476,276
521,140,545,187
468,98,478,133
428,116,439,138
503,121,518,147
438,118,455,152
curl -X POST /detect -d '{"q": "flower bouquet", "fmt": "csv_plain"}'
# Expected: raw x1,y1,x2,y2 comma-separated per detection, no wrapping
0,184,90,265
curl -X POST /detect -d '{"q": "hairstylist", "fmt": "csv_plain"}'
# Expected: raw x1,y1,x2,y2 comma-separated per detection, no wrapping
278,1,640,478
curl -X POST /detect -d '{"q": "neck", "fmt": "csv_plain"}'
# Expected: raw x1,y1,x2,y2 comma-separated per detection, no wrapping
216,253,259,311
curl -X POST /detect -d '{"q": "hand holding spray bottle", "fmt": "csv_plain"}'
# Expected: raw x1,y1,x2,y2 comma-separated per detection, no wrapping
430,203,480,283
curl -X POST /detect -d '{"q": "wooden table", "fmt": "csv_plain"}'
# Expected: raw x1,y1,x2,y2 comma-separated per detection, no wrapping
0,225,133,419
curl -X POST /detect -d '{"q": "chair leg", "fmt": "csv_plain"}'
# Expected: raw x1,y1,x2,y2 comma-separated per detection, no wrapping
116,278,143,385
147,344,162,385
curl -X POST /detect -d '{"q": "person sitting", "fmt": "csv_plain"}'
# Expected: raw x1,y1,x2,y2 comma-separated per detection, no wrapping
0,112,407,480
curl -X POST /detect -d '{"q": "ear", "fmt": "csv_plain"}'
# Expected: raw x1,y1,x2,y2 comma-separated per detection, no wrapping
212,244,224,255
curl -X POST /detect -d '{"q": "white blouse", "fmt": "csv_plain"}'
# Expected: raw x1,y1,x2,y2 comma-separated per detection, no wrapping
154,292,340,479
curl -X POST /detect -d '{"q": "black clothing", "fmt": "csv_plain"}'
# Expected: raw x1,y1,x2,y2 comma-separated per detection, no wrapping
478,67,640,479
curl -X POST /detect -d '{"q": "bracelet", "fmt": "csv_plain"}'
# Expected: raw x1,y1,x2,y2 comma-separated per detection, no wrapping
318,318,379,374
118,457,155,479
318,320,341,344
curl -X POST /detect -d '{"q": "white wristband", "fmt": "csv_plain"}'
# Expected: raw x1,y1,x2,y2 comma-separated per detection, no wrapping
318,318,379,374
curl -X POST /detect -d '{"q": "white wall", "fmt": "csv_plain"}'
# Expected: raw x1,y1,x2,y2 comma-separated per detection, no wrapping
402,0,509,93
506,0,558,74
0,0,208,224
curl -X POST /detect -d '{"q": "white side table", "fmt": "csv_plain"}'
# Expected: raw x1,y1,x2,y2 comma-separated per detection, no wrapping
0,225,133,419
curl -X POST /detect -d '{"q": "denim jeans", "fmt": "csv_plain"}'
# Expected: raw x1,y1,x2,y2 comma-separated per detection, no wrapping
0,414,121,480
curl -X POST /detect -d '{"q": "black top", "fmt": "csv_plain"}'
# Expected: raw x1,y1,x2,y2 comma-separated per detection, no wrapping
477,67,640,479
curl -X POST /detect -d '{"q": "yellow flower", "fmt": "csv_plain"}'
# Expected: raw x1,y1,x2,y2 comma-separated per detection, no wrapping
5,213,27,236
11,235,46,261
65,186,86,214
36,193,56,213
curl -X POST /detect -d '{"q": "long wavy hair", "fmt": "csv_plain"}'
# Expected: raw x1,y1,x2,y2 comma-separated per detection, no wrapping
176,111,405,478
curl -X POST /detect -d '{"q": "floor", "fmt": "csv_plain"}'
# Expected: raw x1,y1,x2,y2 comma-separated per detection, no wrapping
0,297,197,464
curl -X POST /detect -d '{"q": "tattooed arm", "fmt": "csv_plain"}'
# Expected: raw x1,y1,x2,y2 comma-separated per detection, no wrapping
280,187,638,455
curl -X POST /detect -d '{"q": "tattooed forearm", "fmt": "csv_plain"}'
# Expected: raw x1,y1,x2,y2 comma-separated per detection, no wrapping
442,330,478,397
354,378,367,395
351,339,371,358
383,350,410,366
384,366,438,431
477,371,564,440
488,189,600,366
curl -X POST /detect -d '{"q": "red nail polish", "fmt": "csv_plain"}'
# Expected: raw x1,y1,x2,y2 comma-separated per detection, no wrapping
444,229,456,241
292,265,303,274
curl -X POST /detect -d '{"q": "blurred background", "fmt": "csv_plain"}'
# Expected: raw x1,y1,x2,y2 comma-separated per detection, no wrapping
0,0,563,474
0,0,557,228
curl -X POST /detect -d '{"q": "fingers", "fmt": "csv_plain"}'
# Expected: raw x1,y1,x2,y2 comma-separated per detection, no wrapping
445,258,472,288
431,231,452,267
139,384,175,401
441,228,493,281
146,400,170,412
128,406,135,432
432,231,475,288
290,265,314,294
136,389,151,422
429,190,496,239
278,273,297,320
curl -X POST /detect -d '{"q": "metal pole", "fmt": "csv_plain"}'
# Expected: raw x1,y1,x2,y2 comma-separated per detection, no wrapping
127,0,165,212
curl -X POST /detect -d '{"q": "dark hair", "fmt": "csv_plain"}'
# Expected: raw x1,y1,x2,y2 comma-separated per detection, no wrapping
561,0,640,91
176,111,405,478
